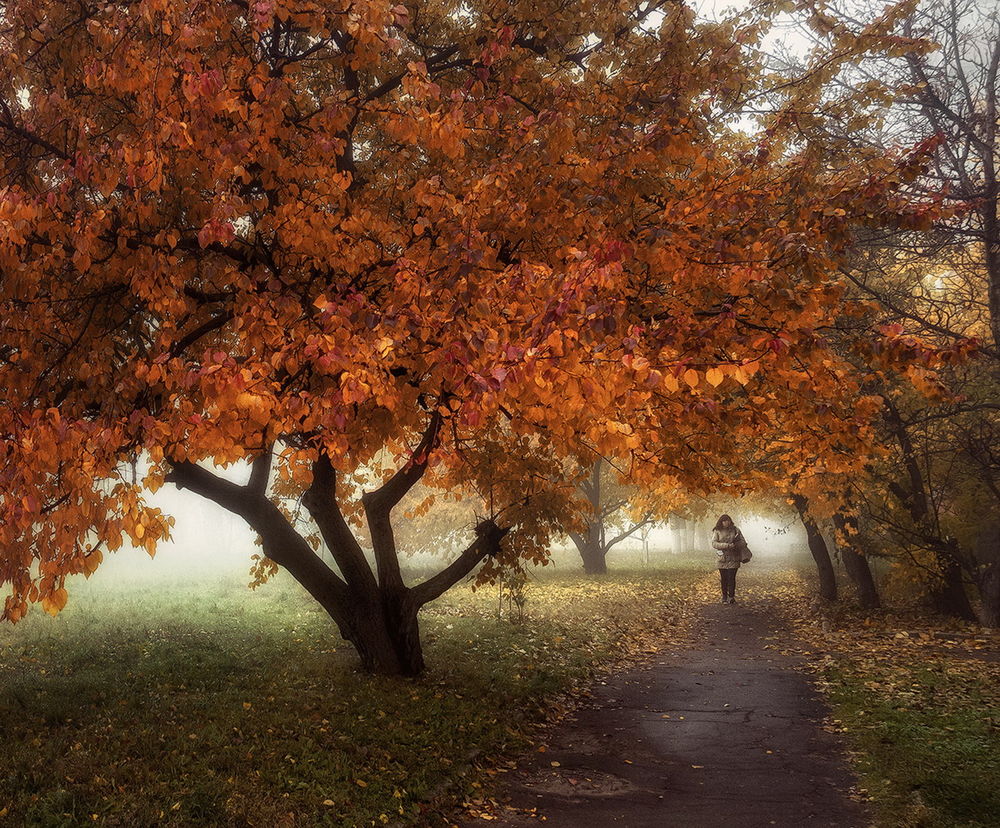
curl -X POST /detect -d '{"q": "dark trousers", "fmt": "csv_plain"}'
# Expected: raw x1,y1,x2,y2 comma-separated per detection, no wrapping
719,568,737,599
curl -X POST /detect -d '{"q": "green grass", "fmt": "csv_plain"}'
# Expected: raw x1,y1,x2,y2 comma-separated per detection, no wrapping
827,661,1000,828
775,568,1000,828
821,658,1000,828
0,563,704,827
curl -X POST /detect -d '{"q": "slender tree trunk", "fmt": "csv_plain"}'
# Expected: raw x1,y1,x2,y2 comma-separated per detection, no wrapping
980,130,999,349
674,517,687,555
791,495,837,601
833,512,880,609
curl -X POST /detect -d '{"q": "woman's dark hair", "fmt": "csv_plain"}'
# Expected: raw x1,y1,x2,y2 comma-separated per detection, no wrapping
713,514,734,531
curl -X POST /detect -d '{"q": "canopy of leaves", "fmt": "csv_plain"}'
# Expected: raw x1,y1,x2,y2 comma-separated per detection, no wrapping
0,0,943,619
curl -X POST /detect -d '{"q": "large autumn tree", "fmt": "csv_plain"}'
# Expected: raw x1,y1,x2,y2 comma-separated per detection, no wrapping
0,0,936,674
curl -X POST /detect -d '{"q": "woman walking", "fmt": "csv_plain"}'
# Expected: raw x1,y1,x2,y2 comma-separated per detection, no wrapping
712,514,750,604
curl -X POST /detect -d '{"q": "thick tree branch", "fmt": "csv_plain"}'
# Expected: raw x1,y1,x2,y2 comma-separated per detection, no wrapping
605,516,655,551
363,410,443,513
247,447,273,496
362,411,444,590
411,519,509,607
169,311,235,358
566,530,587,553
0,112,71,160
165,459,258,517
165,459,353,618
302,455,378,594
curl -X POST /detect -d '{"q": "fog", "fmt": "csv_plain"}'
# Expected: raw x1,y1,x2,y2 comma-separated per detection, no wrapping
92,468,811,590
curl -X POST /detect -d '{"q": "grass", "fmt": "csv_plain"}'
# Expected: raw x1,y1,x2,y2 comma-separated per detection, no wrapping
0,560,705,827
774,568,1000,828
821,660,1000,827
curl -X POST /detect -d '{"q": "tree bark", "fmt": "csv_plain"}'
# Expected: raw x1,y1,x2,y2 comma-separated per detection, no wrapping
832,512,880,609
165,419,506,677
577,541,608,575
978,562,1000,628
791,494,837,601
927,540,977,622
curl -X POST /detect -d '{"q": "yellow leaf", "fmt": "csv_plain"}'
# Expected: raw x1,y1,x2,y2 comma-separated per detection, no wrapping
705,367,723,387
683,368,699,388
45,587,69,614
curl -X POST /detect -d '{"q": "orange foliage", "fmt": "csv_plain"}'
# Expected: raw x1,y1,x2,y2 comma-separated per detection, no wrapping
0,0,942,623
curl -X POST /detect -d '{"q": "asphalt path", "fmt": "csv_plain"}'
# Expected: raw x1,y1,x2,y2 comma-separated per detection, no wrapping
464,590,868,827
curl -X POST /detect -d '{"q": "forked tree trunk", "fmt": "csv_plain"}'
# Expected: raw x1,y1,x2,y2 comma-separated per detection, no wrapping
833,512,880,610
343,592,424,675
791,494,837,602
569,459,650,575
165,416,509,677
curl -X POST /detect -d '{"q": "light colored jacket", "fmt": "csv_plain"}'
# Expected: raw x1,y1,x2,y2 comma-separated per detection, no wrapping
712,526,746,570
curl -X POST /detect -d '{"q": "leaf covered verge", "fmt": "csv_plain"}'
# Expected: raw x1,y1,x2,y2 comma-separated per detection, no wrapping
772,569,1000,828
0,565,703,827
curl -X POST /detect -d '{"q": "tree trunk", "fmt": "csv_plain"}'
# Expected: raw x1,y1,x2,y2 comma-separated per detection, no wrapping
833,512,880,609
928,541,976,622
577,541,608,575
977,562,1000,628
791,494,837,601
673,517,687,555
347,593,424,676
165,432,508,678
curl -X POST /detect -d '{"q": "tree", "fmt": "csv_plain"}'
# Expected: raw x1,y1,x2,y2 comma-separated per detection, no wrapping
566,457,666,575
0,0,940,673
795,0,999,622
791,494,839,602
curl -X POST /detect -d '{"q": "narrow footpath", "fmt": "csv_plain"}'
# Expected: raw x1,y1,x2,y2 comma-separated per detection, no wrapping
465,590,868,827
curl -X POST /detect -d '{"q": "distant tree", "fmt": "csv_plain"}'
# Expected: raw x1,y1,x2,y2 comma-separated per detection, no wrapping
566,458,665,575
